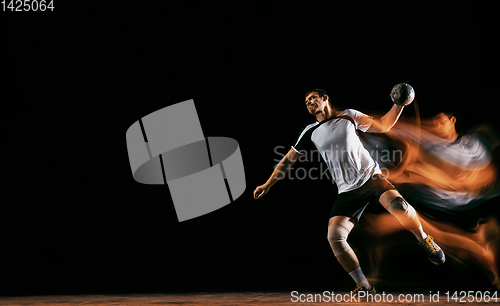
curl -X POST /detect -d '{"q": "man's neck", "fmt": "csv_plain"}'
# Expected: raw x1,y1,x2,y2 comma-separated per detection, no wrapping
445,131,460,143
316,107,338,122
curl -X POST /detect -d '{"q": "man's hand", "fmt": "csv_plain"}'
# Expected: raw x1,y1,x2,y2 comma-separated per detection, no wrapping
252,148,300,200
253,184,271,199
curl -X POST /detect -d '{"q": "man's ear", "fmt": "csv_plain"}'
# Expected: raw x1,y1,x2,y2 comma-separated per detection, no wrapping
450,116,456,125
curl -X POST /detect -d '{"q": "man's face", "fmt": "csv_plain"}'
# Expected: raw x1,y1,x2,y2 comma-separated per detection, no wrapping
305,92,328,115
432,113,456,138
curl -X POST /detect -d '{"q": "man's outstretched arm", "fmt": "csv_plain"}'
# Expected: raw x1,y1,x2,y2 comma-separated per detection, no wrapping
253,148,300,199
367,104,404,133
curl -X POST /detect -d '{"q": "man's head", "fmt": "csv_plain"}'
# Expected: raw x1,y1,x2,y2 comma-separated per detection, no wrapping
432,112,457,139
304,89,331,115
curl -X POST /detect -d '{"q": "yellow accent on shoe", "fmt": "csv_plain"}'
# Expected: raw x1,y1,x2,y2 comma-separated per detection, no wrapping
351,283,376,294
419,235,446,265
420,236,437,252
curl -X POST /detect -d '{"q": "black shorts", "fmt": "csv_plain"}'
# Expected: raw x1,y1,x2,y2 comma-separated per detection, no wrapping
329,174,396,222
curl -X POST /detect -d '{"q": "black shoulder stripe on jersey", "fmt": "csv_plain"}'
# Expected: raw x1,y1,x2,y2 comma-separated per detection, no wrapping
292,124,313,147
293,119,332,146
294,115,356,152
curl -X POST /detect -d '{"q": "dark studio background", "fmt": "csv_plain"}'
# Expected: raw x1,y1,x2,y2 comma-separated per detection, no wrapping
0,0,498,296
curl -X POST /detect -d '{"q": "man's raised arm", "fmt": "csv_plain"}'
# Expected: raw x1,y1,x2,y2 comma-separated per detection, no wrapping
367,104,404,133
253,148,301,199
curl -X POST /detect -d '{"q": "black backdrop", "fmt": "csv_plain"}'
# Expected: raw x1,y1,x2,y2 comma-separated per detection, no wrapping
1,0,498,296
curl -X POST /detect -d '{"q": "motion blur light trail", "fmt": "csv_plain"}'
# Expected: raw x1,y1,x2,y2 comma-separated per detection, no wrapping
358,212,500,289
360,112,500,208
355,108,500,289
390,120,499,201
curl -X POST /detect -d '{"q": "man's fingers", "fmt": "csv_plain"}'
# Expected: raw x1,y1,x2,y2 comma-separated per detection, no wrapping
253,187,261,199
256,190,263,199
257,190,265,199
253,186,269,199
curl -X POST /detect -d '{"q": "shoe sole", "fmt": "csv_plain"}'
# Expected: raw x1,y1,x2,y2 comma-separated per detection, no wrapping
430,257,446,265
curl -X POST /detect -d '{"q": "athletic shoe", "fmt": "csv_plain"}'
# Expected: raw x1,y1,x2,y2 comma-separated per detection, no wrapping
351,283,376,294
419,235,445,265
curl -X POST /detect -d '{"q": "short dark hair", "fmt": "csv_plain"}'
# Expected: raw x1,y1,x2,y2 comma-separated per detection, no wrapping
305,89,329,99
434,110,464,134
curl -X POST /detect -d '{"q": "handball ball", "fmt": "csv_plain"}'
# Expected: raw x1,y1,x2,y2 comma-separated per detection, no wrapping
390,83,415,106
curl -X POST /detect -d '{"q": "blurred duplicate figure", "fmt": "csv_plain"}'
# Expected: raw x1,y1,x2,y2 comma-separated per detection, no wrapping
394,111,496,195
425,112,495,197
253,89,445,293
430,112,459,142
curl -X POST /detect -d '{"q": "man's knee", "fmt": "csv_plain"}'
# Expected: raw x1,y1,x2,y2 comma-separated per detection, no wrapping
327,224,352,256
387,196,417,220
